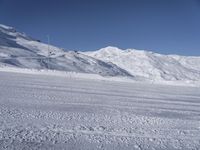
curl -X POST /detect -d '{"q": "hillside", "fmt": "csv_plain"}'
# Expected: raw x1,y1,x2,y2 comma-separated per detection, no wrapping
0,24,131,77
84,46,200,81
1,24,200,82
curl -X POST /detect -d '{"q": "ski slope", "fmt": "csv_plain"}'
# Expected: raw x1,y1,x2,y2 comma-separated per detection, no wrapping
0,24,131,77
0,69,200,149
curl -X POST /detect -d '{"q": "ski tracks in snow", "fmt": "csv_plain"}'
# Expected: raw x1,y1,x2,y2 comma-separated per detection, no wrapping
0,71,200,149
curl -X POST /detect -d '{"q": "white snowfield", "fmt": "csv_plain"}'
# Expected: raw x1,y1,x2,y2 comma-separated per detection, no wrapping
0,68,200,150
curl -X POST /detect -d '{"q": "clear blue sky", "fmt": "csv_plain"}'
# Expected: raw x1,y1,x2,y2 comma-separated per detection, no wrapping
0,0,200,55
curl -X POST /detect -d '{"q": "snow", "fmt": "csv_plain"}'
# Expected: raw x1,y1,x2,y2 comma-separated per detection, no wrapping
0,67,200,87
1,24,200,83
0,52,9,58
0,24,13,30
1,24,200,149
0,69,200,149
84,46,200,81
0,26,131,77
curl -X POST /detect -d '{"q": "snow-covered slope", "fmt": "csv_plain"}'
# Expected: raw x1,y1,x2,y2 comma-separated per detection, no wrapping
1,24,200,82
0,24,131,77
84,46,200,81
0,70,200,149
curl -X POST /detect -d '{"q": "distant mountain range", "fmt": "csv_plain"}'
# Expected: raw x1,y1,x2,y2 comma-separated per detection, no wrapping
1,24,200,82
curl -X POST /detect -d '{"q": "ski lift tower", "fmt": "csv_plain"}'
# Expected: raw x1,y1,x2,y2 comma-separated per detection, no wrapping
47,35,50,69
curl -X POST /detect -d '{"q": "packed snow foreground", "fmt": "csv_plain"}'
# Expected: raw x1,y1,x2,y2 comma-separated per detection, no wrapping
0,69,200,149
0,24,200,149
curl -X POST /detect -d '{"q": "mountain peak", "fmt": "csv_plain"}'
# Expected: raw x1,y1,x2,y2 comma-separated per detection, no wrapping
103,46,121,49
97,46,124,55
100,46,122,51
96,46,152,57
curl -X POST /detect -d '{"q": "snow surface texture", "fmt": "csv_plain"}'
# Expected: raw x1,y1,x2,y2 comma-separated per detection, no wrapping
1,24,200,85
0,69,200,149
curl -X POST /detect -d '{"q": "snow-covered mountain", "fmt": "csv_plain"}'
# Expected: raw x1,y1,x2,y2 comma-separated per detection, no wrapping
1,24,200,82
84,46,200,81
0,24,131,77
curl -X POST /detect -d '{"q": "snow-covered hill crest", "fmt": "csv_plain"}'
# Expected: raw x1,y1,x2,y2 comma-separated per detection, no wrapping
84,46,200,81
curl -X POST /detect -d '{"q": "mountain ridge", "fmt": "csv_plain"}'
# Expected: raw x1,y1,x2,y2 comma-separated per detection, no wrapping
1,24,200,82
83,46,200,81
